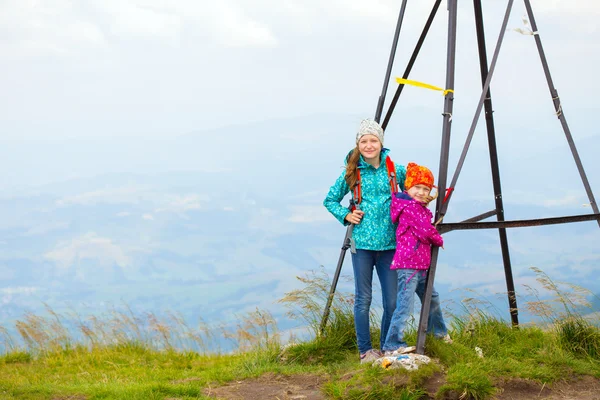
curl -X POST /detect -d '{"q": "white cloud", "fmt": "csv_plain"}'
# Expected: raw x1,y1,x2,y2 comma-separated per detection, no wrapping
155,194,207,213
502,191,589,208
90,0,183,42
1,286,40,305
142,214,154,220
205,2,277,48
543,195,582,208
22,221,69,237
533,0,600,16
247,208,293,235
437,261,507,290
44,232,131,270
0,286,39,295
89,0,277,47
56,186,148,206
56,189,211,217
0,0,107,56
330,0,398,24
1,0,278,58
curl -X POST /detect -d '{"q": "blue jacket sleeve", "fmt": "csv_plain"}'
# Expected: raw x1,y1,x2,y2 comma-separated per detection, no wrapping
323,170,352,226
395,163,407,191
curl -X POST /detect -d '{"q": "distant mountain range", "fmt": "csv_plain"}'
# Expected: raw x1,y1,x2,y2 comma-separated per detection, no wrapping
1,113,598,350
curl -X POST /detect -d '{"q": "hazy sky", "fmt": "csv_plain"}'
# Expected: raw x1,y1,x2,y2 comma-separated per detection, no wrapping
2,0,600,140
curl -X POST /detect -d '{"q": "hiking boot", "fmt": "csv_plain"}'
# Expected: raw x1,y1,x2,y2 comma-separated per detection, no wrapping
359,349,382,364
442,334,453,344
383,346,416,356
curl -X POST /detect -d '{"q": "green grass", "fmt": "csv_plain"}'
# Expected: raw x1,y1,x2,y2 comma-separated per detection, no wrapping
1,268,599,399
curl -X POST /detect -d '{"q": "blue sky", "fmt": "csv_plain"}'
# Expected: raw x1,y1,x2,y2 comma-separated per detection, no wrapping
0,1,599,347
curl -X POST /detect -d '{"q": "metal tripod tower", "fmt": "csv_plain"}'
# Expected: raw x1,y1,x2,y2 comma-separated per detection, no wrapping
319,0,600,354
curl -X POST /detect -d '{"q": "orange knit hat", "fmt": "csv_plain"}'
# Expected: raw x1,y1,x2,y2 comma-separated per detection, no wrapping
404,162,436,190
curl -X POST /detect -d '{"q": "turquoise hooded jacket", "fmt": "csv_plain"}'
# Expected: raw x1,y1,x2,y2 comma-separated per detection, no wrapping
323,148,406,251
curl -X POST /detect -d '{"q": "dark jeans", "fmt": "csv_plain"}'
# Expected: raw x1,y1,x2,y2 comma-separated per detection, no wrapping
350,249,398,354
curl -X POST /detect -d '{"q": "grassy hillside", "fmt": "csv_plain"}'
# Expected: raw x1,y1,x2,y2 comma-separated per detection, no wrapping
1,268,599,399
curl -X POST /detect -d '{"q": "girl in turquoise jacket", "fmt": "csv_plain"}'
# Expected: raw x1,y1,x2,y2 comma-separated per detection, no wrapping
323,118,406,363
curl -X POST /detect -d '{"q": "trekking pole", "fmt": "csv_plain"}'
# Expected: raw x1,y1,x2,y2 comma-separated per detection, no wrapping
319,201,357,336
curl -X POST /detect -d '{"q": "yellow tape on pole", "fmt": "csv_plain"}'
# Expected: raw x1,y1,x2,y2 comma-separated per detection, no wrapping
396,78,454,96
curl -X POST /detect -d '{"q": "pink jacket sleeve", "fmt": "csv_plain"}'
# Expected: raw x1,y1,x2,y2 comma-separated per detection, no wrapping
429,229,444,247
410,219,443,247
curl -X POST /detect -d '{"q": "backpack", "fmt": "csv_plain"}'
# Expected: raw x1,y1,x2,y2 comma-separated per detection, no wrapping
351,156,399,210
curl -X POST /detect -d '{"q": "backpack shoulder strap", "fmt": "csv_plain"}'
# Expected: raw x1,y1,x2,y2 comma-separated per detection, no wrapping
385,156,399,193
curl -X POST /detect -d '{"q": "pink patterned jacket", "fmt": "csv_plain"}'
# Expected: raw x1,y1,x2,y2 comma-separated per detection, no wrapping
389,192,443,271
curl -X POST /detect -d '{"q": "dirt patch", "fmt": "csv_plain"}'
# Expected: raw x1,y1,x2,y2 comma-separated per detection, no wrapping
537,376,600,400
204,372,327,400
494,376,600,400
494,378,553,399
423,371,447,397
203,372,600,400
338,369,361,382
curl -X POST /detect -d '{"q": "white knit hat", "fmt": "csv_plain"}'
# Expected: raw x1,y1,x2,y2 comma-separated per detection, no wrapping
356,118,384,145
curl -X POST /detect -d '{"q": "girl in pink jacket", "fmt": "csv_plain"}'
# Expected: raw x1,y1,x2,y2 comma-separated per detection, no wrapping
382,162,451,355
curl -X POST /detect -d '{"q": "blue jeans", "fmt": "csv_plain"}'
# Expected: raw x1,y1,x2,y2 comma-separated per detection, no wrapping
383,269,448,351
351,249,398,354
